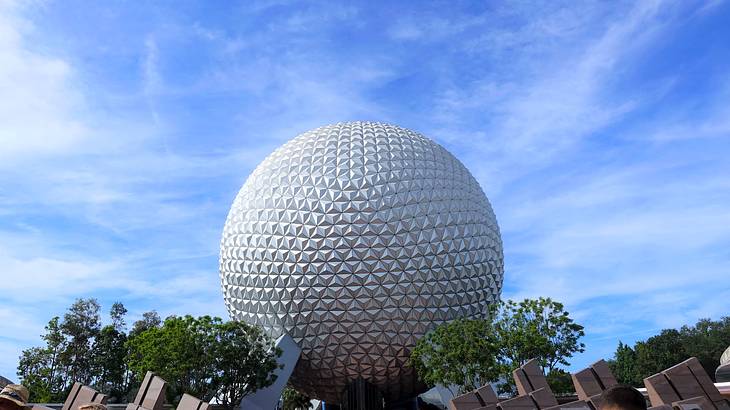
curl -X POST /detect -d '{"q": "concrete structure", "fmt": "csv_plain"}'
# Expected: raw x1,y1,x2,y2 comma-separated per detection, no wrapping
0,375,11,388
239,334,301,410
220,121,503,403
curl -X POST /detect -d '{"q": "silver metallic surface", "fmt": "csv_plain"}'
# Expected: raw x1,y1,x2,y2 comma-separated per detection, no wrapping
239,334,301,410
220,121,503,402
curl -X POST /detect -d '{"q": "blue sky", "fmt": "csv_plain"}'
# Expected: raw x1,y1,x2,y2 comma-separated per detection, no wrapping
1,0,730,381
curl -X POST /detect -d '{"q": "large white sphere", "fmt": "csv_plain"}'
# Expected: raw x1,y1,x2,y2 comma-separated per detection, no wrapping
220,122,503,402
722,346,730,366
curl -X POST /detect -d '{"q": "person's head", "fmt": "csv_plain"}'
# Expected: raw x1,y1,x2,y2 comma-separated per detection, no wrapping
78,404,107,410
600,385,647,410
0,385,29,410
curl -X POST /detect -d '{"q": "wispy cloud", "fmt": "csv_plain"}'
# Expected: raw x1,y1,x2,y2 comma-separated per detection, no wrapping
0,1,89,162
427,2,675,175
386,0,730,366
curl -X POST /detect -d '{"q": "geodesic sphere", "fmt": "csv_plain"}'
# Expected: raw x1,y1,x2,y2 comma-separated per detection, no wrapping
219,121,503,402
722,346,730,366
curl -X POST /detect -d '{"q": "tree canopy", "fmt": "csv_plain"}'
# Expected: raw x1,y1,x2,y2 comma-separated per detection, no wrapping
609,317,730,386
127,315,219,402
127,315,282,409
493,297,585,394
211,320,282,409
281,386,313,410
409,318,501,395
18,299,113,402
409,297,585,396
18,299,281,409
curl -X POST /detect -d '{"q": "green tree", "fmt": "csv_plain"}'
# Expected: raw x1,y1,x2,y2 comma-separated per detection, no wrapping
281,386,312,410
680,317,730,378
609,342,640,386
494,298,585,372
409,298,585,395
409,318,501,395
110,302,128,332
130,311,161,337
60,298,102,385
127,315,280,409
92,303,130,401
211,321,282,409
127,315,217,403
43,316,66,396
17,317,66,402
125,309,162,400
545,368,573,396
18,347,56,402
18,302,282,407
609,331,686,386
609,317,730,385
634,330,687,379
493,298,584,393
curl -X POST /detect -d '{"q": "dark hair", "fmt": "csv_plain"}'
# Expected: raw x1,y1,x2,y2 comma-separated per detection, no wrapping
600,385,647,410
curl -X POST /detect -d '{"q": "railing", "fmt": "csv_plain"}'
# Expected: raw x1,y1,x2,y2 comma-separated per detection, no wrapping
717,382,730,398
636,382,730,399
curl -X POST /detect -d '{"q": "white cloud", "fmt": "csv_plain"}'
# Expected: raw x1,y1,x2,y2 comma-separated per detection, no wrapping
0,2,89,162
419,1,730,367
415,2,695,201
143,36,162,96
0,4,232,378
